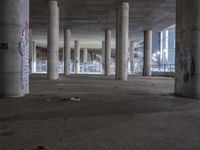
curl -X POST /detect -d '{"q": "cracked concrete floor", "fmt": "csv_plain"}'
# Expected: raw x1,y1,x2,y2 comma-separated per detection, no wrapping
0,74,200,150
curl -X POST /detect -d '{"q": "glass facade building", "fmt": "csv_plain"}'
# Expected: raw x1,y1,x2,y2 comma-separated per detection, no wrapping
160,25,175,72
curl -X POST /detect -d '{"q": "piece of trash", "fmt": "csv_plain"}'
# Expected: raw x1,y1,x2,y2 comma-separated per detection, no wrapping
59,97,80,102
70,97,80,102
37,145,48,149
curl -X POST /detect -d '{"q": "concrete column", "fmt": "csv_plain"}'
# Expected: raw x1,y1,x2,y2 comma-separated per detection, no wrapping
47,1,59,80
83,48,88,63
64,28,71,75
83,48,88,72
130,41,135,74
175,0,200,98
91,52,96,61
102,41,105,73
74,41,80,74
143,30,152,76
29,28,33,74
32,41,37,73
0,0,30,97
25,0,30,95
105,29,111,76
116,2,129,80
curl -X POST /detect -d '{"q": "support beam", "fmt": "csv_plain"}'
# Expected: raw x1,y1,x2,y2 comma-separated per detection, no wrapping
105,29,111,76
0,0,30,97
130,41,135,74
74,41,80,74
47,0,59,80
64,28,71,75
29,28,33,74
32,41,37,73
116,2,129,80
175,0,200,98
83,48,88,63
83,48,88,72
143,30,152,76
25,0,30,94
102,41,105,74
91,52,95,61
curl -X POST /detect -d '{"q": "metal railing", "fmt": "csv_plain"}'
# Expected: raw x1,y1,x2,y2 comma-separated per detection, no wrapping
152,64,175,72
35,60,175,74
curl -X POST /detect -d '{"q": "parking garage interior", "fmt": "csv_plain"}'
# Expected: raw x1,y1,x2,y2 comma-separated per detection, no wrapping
1,0,200,150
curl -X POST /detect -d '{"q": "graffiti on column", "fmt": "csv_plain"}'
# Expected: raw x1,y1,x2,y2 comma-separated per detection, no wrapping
18,22,29,89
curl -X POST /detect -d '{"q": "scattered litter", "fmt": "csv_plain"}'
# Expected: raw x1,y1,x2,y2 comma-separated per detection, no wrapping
60,97,81,102
37,145,48,149
70,97,80,102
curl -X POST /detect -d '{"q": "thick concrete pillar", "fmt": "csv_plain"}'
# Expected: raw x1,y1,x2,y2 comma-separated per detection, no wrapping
25,0,30,95
83,48,88,63
64,28,71,75
116,2,129,80
74,41,80,74
83,48,88,72
175,0,200,98
102,41,105,73
29,28,33,74
0,0,30,97
105,29,111,76
130,41,135,74
47,1,59,80
91,52,96,61
32,41,37,73
143,30,152,76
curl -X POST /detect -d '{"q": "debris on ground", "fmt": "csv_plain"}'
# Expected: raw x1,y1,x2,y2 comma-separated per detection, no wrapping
70,97,80,102
60,97,81,102
37,145,48,149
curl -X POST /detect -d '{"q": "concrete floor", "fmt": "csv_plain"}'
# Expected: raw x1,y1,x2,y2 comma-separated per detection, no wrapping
0,75,200,150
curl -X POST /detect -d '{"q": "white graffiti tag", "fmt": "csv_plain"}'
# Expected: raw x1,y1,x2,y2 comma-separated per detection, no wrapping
18,24,29,89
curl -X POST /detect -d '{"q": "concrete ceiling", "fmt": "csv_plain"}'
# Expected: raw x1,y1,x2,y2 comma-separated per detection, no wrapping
30,0,176,48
